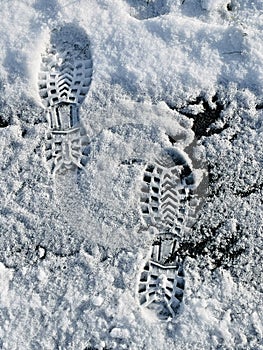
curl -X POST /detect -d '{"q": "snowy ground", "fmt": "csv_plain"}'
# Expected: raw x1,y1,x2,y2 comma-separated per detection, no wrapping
0,0,263,349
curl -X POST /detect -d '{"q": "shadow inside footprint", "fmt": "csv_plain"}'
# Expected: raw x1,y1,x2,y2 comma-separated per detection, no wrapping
48,23,92,62
39,22,93,109
126,0,171,20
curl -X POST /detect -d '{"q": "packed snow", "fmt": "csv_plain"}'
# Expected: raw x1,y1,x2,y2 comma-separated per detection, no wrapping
0,0,262,349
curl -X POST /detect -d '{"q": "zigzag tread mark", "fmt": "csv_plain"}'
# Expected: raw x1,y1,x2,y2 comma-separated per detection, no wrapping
59,66,74,74
162,184,174,192
60,65,74,73
60,61,74,68
162,208,176,217
162,180,177,189
161,191,179,202
161,188,179,199
161,178,175,186
162,177,173,183
162,216,175,224
161,201,178,212
161,207,178,218
163,173,172,180
59,90,70,97
58,74,73,82
162,201,180,211
59,84,71,92
162,213,176,222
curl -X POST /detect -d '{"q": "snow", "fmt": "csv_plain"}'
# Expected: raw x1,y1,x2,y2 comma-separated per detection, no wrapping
0,0,263,349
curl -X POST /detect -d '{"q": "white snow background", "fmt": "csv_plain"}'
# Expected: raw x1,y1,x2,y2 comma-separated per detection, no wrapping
0,0,263,349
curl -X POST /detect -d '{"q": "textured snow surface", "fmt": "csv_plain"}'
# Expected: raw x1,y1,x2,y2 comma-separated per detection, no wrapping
0,0,263,349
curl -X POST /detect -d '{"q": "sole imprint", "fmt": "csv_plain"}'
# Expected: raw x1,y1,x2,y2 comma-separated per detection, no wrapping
137,147,198,320
38,23,92,174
